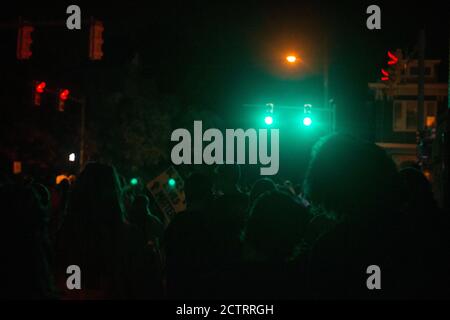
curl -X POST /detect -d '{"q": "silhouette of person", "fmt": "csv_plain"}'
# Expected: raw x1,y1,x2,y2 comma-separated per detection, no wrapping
397,167,450,298
56,162,157,299
0,183,56,299
248,178,277,206
126,194,164,298
304,134,406,299
164,172,214,299
238,190,310,299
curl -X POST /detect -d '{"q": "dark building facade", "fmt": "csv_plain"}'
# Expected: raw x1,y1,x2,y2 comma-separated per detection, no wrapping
368,51,448,208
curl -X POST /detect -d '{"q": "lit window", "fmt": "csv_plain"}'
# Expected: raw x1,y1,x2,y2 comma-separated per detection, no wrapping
424,101,437,128
393,100,438,131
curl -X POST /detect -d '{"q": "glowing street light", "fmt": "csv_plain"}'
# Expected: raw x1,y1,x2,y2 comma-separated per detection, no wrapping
69,153,76,162
286,55,297,63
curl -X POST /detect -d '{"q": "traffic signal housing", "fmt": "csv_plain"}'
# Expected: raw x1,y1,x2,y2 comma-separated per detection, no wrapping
264,103,274,126
381,50,402,84
58,89,70,112
33,81,46,106
17,25,34,60
89,20,104,60
302,104,313,127
381,68,389,81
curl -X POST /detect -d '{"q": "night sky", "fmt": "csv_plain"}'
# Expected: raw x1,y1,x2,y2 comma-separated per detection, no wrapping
0,1,448,181
2,2,447,105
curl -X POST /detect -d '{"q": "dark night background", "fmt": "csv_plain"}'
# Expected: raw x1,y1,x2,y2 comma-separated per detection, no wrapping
0,1,448,184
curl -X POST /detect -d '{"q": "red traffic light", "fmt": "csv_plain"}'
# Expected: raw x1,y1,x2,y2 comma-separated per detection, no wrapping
59,89,70,101
17,25,34,60
35,81,46,93
58,89,69,112
381,68,389,81
89,20,104,60
33,81,46,106
387,51,398,65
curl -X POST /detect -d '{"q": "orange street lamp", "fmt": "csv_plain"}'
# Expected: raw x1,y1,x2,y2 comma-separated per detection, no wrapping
286,55,297,63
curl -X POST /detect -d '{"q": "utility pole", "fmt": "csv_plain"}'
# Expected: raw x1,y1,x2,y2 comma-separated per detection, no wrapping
418,29,426,131
323,37,329,109
331,100,337,133
61,93,87,172
323,35,336,133
445,36,450,210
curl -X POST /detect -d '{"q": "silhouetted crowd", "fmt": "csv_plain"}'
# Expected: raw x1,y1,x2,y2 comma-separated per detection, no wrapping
1,133,450,300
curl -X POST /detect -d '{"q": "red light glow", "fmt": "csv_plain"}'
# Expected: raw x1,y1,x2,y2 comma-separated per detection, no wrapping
59,89,70,101
387,51,398,65
381,68,390,81
36,82,46,93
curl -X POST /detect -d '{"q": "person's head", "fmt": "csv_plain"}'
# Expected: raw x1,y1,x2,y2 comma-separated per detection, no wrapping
214,164,241,194
68,162,125,226
249,178,277,205
243,190,309,261
303,133,401,221
59,163,126,288
399,167,437,212
184,172,213,210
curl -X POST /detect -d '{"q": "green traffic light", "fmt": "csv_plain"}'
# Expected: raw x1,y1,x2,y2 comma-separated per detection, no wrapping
130,178,138,186
168,178,176,188
264,116,273,125
303,117,312,126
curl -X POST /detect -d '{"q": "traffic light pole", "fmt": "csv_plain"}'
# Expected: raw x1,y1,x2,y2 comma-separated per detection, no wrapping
64,94,86,172
331,100,336,133
418,29,426,131
323,36,329,119
33,84,86,170
80,98,86,171
323,35,335,133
